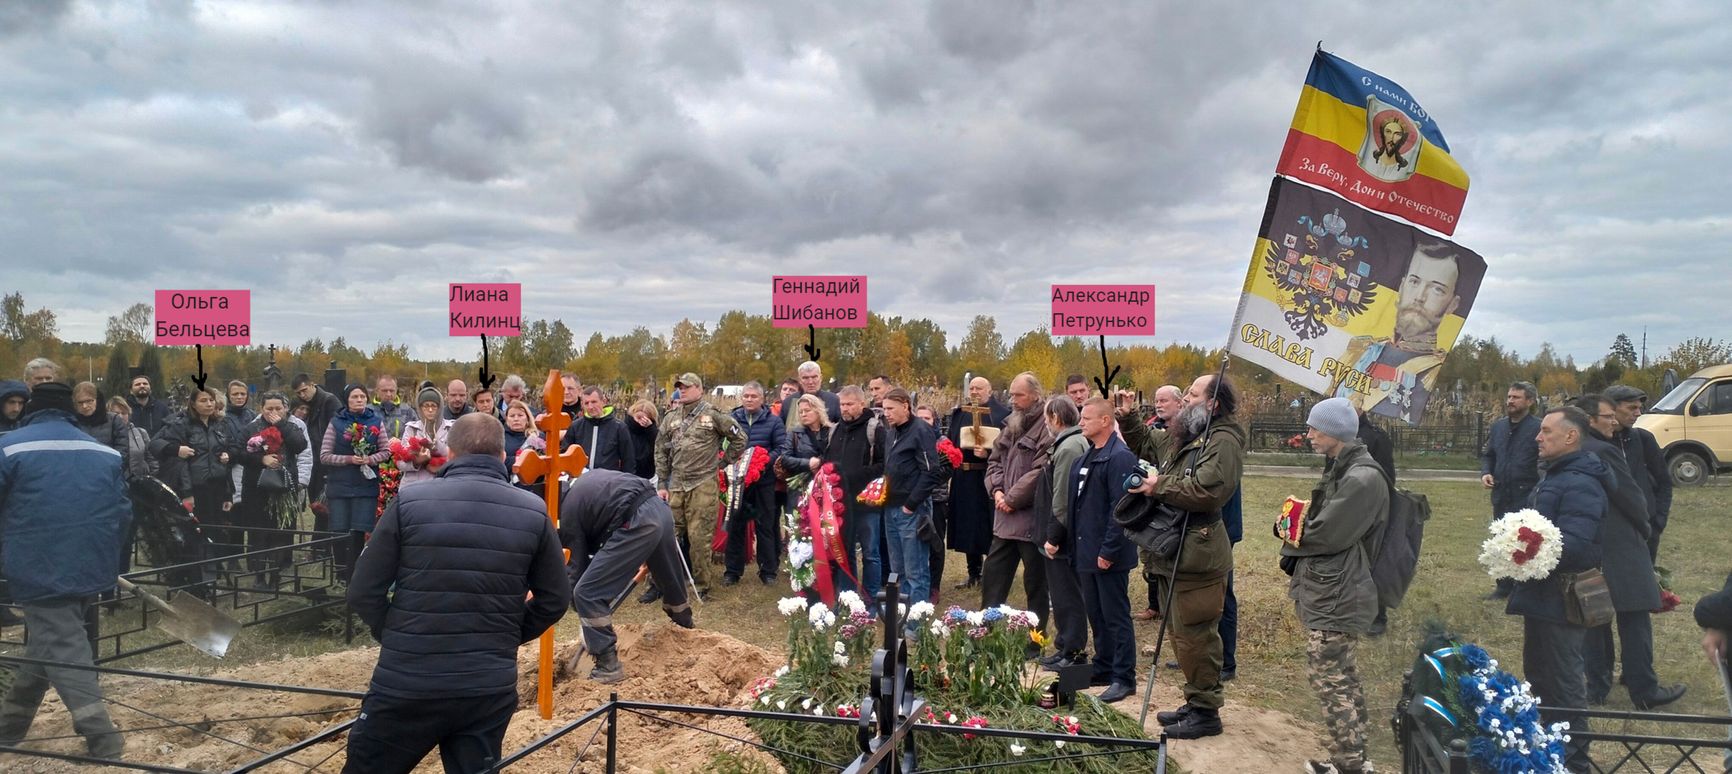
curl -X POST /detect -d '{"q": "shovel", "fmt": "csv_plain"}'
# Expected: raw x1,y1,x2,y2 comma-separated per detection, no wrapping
564,564,650,673
116,577,241,659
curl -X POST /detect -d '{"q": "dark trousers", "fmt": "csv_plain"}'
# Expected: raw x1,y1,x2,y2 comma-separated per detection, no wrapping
1044,551,1088,657
1523,617,1592,772
724,482,780,580
927,500,949,600
342,690,516,773
1218,570,1238,673
980,538,1049,639
576,499,692,656
1081,570,1136,686
1145,577,1162,614
1585,610,1660,700
965,552,983,580
0,598,119,745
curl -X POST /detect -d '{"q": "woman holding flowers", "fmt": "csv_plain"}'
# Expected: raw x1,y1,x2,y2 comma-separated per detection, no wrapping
233,391,309,585
320,384,390,577
398,385,453,489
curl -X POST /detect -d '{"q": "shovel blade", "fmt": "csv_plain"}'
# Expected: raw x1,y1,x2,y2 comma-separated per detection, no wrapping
152,591,241,659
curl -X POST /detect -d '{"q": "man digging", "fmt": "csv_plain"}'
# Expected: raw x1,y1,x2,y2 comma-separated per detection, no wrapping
561,468,696,683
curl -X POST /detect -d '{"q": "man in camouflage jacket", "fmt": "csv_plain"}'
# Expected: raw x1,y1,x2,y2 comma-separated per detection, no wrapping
655,373,747,595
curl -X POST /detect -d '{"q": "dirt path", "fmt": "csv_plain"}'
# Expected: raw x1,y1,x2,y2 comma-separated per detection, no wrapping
1082,680,1330,772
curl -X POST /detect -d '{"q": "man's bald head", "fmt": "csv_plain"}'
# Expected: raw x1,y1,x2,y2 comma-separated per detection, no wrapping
446,379,469,412
967,377,992,404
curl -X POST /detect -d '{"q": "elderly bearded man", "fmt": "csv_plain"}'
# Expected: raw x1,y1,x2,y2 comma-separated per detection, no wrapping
982,373,1053,652
1118,374,1245,740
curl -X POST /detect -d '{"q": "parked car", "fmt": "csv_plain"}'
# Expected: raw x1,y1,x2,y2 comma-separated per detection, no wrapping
1636,363,1732,486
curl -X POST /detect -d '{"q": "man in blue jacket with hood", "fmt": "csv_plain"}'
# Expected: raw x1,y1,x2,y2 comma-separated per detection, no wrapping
0,380,28,437
0,382,130,759
1509,406,1610,773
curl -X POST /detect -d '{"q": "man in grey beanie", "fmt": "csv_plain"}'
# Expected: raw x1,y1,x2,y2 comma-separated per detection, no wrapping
1285,397,1388,774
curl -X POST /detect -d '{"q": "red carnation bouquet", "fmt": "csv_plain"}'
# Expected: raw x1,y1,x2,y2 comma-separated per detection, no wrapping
935,437,964,470
246,426,284,455
344,422,387,481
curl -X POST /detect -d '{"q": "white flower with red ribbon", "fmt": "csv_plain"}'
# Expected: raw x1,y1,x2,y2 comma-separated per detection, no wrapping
1478,509,1563,582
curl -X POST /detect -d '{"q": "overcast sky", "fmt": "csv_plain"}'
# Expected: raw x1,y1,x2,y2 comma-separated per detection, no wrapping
4,0,1728,366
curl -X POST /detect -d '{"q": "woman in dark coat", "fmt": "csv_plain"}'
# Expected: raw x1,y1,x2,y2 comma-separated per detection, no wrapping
233,391,309,585
785,395,833,475
72,382,129,458
151,387,237,545
625,400,659,481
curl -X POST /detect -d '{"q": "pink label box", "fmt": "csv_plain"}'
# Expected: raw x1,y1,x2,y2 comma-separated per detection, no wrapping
154,290,251,345
449,283,523,336
771,275,868,329
1050,284,1155,336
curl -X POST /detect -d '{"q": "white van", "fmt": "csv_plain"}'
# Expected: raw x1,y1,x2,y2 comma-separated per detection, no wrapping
710,385,743,400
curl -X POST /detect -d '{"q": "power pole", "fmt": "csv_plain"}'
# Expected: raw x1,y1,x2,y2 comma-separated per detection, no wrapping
1641,328,1648,370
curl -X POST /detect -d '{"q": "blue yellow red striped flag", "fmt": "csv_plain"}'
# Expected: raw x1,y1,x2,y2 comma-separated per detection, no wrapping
1275,50,1470,235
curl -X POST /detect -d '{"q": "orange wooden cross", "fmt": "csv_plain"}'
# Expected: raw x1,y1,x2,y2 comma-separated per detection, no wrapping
515,370,588,720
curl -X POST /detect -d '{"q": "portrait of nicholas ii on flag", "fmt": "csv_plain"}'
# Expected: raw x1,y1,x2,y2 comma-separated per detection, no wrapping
1228,179,1486,425
1357,97,1422,184
1330,240,1465,422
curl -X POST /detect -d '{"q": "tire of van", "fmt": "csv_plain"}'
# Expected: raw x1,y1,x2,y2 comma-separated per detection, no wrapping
1668,449,1710,487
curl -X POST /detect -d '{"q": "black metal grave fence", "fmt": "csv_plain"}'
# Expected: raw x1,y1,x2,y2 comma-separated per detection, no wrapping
1395,669,1732,773
0,526,353,664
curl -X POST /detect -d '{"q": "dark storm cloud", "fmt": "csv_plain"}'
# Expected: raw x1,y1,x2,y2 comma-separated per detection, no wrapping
0,0,1727,366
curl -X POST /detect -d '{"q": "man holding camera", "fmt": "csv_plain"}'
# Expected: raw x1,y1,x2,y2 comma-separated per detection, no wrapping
1116,374,1244,740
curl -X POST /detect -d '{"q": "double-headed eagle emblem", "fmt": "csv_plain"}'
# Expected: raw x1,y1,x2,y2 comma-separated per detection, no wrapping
1262,207,1380,340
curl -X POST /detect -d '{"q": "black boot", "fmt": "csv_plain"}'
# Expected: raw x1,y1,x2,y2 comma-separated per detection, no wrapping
1156,703,1196,726
589,650,625,684
1163,706,1222,739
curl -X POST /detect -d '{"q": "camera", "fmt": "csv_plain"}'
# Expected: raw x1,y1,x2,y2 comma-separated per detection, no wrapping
1122,460,1156,491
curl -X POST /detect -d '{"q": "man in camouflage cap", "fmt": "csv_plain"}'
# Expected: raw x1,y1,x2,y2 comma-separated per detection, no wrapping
656,373,746,596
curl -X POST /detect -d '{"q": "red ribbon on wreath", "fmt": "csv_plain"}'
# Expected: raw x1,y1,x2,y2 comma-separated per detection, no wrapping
804,462,856,604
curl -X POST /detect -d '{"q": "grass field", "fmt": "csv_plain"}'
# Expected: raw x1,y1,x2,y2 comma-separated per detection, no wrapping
112,474,1732,769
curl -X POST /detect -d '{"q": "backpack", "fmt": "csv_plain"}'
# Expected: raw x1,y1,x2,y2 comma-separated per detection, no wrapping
1370,475,1431,609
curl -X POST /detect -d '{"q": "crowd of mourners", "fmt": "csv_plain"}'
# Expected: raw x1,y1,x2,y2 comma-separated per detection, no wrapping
4,354,1732,774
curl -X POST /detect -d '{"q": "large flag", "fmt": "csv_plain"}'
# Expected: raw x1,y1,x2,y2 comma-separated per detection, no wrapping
1229,177,1487,424
1275,50,1470,235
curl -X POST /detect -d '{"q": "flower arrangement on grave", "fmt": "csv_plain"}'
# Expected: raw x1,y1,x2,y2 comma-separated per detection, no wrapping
748,596,1158,773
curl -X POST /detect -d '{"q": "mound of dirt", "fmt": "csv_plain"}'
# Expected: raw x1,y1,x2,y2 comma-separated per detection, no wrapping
2,624,784,773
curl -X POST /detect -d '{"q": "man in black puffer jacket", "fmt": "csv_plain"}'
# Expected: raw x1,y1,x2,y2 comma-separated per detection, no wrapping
344,413,569,773
561,386,635,472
